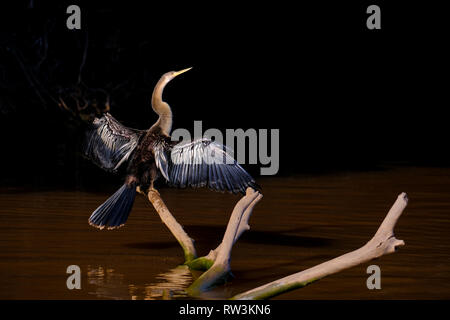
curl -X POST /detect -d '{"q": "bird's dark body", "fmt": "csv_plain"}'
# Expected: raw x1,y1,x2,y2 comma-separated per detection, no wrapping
125,127,173,192
83,68,259,229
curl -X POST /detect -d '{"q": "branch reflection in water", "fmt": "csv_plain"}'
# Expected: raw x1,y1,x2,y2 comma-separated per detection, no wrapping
87,265,193,300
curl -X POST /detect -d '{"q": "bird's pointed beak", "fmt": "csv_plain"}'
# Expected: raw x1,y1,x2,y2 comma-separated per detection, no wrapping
173,67,192,78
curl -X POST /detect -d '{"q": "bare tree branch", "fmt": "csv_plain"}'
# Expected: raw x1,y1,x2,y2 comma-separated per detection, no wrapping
187,189,263,270
187,188,263,295
231,193,408,300
146,190,197,263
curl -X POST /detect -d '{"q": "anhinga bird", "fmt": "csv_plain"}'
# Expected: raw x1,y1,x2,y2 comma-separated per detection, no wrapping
83,68,258,230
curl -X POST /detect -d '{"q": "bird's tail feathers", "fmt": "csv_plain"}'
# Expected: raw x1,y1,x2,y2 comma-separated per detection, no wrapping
89,183,136,230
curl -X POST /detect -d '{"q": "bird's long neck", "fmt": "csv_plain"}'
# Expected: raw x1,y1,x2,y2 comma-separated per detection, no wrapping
151,77,173,136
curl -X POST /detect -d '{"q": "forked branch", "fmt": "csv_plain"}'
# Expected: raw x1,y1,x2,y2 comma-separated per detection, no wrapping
231,192,408,300
187,188,263,295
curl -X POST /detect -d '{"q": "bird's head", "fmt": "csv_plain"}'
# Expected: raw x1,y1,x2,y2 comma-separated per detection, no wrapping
162,67,192,83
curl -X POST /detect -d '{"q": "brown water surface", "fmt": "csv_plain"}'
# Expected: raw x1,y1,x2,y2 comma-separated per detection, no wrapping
1,166,449,299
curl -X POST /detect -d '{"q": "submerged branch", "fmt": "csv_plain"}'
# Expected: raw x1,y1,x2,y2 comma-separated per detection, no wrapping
187,188,262,295
188,189,262,270
231,193,408,300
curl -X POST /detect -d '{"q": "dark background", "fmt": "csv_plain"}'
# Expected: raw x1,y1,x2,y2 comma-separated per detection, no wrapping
0,1,447,189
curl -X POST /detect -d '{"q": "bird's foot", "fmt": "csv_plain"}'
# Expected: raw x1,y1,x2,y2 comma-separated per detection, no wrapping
136,186,147,195
148,187,160,196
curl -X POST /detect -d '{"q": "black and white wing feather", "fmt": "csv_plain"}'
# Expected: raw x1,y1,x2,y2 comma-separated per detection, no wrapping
156,138,258,194
83,113,144,171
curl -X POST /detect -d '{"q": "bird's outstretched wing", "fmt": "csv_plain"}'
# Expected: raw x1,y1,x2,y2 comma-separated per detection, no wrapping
83,113,144,171
155,138,258,194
